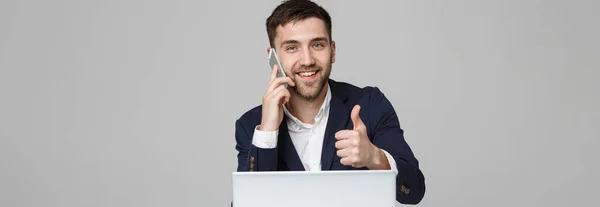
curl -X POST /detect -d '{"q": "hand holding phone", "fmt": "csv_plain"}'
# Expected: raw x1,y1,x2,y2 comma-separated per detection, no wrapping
259,48,295,131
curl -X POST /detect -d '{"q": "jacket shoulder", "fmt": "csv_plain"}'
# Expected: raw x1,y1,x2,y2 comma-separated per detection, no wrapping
236,105,263,128
330,79,384,101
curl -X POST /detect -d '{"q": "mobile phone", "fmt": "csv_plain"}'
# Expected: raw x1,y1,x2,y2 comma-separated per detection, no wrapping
268,48,287,80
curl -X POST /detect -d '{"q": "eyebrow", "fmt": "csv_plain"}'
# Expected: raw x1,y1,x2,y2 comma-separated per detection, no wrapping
279,37,330,49
311,37,329,43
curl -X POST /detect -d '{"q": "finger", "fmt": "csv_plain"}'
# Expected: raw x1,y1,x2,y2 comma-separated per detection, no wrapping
280,87,291,104
268,85,288,100
277,76,295,87
335,139,352,149
351,105,365,130
266,77,295,94
267,71,285,92
286,76,296,87
335,130,359,140
269,64,278,82
336,148,352,158
340,156,357,166
268,85,291,105
266,77,287,95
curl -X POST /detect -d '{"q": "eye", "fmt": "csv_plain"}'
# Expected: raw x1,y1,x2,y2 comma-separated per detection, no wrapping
314,43,323,48
286,46,296,51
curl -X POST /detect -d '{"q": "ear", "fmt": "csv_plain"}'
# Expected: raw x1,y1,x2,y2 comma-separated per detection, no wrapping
266,47,271,55
330,40,337,63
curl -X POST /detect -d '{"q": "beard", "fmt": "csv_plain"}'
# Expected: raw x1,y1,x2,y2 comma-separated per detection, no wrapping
290,61,332,101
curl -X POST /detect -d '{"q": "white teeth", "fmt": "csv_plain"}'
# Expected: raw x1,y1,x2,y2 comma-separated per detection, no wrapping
299,71,316,77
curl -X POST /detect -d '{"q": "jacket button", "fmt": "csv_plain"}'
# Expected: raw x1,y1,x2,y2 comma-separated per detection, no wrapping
401,185,410,195
249,156,255,171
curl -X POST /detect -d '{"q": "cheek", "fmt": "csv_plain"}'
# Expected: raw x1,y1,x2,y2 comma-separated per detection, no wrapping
282,57,298,73
283,62,294,75
316,52,332,64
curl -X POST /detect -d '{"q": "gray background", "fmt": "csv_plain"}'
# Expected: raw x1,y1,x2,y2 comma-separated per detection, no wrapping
1,0,598,206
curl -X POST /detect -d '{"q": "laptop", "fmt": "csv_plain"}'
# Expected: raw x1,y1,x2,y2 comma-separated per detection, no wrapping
232,170,396,207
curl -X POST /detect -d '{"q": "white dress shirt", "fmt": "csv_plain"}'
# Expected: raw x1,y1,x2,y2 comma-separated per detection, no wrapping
252,86,398,174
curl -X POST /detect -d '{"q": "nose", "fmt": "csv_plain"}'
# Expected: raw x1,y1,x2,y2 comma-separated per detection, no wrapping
299,47,315,67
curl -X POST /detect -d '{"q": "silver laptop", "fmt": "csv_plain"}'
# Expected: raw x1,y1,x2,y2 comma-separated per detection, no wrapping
232,170,396,207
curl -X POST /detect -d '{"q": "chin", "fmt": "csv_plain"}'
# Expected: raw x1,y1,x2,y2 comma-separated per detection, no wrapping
294,81,326,101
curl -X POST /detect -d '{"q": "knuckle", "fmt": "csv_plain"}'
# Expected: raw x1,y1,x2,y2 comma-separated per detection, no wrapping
272,90,281,97
352,139,360,147
345,158,353,164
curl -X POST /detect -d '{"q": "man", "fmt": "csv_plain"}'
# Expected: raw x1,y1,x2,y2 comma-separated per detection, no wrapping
234,0,425,204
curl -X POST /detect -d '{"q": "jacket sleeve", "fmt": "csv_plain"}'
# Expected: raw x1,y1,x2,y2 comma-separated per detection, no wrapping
366,87,426,205
235,119,279,172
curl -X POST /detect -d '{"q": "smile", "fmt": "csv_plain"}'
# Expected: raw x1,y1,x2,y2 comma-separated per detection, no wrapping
295,70,319,80
299,71,316,77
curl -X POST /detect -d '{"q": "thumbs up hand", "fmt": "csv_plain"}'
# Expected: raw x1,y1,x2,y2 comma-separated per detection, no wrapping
335,105,386,169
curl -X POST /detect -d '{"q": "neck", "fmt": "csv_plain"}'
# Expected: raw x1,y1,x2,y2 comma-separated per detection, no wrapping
285,83,329,124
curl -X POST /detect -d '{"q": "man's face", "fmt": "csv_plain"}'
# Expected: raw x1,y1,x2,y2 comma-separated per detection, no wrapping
272,17,336,101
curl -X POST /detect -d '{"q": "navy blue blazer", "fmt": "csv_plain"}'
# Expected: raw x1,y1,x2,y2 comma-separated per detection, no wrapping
234,79,425,204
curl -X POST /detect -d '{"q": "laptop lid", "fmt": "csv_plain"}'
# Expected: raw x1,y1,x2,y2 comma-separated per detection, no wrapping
232,170,396,207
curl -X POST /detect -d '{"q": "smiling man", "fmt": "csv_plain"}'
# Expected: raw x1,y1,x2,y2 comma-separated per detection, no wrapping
234,0,425,204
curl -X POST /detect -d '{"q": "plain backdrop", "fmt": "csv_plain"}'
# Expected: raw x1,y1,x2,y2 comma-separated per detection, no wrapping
1,0,599,206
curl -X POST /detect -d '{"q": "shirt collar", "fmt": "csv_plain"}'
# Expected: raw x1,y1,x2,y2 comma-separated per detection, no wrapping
283,85,331,130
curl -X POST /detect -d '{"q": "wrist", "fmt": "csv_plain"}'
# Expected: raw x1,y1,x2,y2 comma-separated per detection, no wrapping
258,123,277,131
368,145,390,170
368,145,381,169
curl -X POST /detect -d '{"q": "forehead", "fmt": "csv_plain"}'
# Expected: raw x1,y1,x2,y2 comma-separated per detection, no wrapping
275,17,328,44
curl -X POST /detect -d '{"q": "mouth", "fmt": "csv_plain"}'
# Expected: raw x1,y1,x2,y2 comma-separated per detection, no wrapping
295,70,320,80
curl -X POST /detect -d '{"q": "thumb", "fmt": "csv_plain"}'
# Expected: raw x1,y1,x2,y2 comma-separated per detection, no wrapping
351,105,364,130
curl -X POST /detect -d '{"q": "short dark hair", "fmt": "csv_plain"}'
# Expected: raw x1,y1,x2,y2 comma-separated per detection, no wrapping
266,0,332,48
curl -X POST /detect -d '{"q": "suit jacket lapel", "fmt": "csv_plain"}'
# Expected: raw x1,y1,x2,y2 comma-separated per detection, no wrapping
278,117,305,171
321,81,350,170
